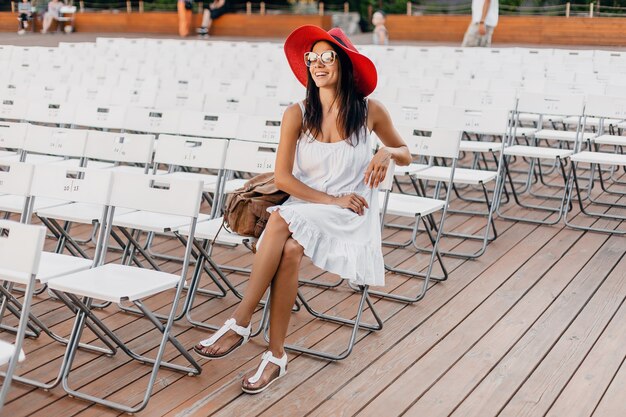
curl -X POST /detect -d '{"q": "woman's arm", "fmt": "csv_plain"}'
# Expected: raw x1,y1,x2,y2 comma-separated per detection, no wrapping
364,99,412,188
274,104,369,214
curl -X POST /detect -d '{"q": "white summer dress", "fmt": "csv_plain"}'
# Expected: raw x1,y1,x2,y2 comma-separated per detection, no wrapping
258,101,385,287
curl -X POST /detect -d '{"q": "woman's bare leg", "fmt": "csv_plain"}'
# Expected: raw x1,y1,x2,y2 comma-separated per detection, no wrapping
197,211,292,355
242,238,303,391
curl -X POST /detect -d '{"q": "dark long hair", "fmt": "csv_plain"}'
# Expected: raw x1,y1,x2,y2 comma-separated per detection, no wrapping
303,40,367,146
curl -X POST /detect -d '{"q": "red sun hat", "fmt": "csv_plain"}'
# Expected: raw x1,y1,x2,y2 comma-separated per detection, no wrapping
284,25,378,97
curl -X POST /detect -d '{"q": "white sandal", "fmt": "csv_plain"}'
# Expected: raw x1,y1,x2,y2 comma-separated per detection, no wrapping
241,351,288,394
193,318,251,359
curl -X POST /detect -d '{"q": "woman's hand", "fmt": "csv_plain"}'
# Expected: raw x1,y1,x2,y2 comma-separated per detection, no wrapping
333,193,369,216
364,147,392,189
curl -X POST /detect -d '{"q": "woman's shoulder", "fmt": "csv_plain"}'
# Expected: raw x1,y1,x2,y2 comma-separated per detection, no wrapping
283,102,303,122
366,98,388,120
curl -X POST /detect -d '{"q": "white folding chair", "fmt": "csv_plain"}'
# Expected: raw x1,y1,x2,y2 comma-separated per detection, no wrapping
236,114,282,144
564,94,626,234
25,101,76,127
410,106,511,258
176,140,279,330
0,97,28,122
370,128,462,303
0,220,45,409
48,172,203,413
497,92,586,225
72,103,127,131
0,122,27,159
122,107,181,136
0,164,119,393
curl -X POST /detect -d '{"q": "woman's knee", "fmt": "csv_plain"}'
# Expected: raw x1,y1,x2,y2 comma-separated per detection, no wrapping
282,238,304,263
265,211,290,236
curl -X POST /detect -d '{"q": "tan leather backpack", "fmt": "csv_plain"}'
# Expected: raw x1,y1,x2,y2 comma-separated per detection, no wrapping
223,172,289,238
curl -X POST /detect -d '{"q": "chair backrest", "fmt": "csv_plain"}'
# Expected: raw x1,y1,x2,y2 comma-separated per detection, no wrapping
453,89,517,111
0,97,28,121
0,220,46,282
0,122,28,150
437,106,511,136
224,140,279,173
387,103,439,130
177,111,240,138
123,107,181,135
31,165,113,205
236,115,282,143
203,79,247,97
110,172,203,217
25,101,76,125
584,94,626,120
84,131,155,165
516,92,585,117
155,134,228,170
0,161,35,197
23,124,87,158
154,90,205,111
395,127,462,159
73,103,126,130
202,94,257,115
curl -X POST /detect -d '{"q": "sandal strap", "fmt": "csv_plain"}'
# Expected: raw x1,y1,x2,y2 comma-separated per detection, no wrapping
247,351,288,384
198,318,251,347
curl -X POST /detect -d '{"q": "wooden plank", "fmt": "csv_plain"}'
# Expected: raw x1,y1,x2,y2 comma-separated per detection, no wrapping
591,357,626,417
452,243,626,417
354,221,626,415
544,299,626,417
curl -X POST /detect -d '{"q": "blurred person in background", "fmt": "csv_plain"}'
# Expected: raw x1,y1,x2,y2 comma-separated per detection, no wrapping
178,0,193,36
41,0,64,34
197,0,228,38
17,0,33,35
372,10,388,45
462,0,499,47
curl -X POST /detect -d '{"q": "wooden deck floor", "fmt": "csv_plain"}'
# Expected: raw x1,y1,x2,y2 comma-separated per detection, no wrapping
2,168,626,417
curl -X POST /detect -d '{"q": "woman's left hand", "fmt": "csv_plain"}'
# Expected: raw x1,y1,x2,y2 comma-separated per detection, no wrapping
364,147,392,189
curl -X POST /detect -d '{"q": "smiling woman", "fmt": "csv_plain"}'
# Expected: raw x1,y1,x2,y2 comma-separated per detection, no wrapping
192,25,411,395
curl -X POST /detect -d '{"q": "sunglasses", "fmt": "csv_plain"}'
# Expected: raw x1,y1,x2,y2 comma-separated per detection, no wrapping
304,50,337,67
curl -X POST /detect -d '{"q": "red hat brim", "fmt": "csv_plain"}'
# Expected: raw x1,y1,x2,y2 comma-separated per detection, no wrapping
284,25,377,97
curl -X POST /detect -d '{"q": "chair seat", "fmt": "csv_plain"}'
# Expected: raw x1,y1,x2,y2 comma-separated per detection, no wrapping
107,165,167,175
0,150,19,158
0,340,25,366
413,166,497,185
37,202,134,224
112,210,209,233
48,263,180,303
460,140,501,153
205,178,248,194
594,134,626,146
534,129,596,142
518,113,564,123
178,217,253,245
0,195,67,214
571,151,626,166
563,116,622,127
512,127,537,137
395,162,428,176
504,145,573,160
0,153,64,164
54,159,115,170
164,171,219,192
37,251,93,284
379,192,445,217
